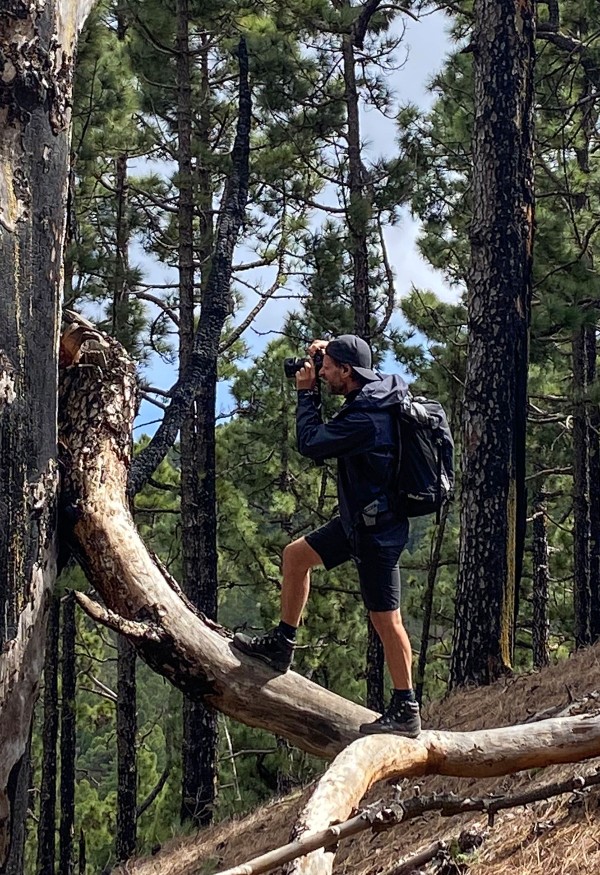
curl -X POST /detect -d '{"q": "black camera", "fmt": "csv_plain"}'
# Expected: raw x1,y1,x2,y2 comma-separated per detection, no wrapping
283,351,323,379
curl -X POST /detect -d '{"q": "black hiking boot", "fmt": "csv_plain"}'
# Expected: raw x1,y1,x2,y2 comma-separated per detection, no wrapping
232,627,295,673
359,699,421,738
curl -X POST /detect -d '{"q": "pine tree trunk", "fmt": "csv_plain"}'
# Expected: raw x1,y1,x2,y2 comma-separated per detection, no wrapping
572,325,592,647
450,0,536,688
111,152,130,344
116,635,137,862
341,31,370,343
415,507,449,704
532,494,550,669
59,593,76,875
365,622,384,712
340,25,383,703
37,595,61,875
176,1,218,829
3,733,31,875
0,2,94,866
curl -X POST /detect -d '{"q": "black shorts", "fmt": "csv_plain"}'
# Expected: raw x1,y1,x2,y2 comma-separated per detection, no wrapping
305,515,409,612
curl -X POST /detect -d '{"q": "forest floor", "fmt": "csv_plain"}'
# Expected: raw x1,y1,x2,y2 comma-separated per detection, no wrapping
144,644,600,875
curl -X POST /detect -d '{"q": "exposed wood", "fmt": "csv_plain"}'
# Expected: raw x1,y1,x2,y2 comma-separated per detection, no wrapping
59,592,77,875
58,313,378,759
288,718,600,875
208,753,600,875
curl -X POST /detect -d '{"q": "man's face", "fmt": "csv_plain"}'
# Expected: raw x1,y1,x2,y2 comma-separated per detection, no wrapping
319,354,350,395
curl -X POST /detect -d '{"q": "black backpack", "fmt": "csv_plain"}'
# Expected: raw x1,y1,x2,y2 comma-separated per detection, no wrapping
394,394,455,521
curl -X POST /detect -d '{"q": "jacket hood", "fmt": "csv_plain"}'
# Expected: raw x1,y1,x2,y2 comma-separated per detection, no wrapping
352,373,409,409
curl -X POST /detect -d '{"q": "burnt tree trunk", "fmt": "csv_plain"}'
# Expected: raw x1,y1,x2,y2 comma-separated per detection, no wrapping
451,0,536,688
3,732,31,875
59,593,76,875
341,18,384,707
0,1,94,867
177,7,218,828
37,594,61,875
341,29,370,344
116,635,137,862
572,325,593,647
415,505,449,704
531,494,550,669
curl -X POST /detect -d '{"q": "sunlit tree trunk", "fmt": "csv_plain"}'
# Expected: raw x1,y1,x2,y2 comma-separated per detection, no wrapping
451,0,536,687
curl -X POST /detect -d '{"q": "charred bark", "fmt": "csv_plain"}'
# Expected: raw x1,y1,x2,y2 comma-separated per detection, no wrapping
365,620,384,712
341,30,371,343
0,1,95,866
572,325,593,647
415,505,449,704
531,495,550,669
59,592,76,875
116,635,137,862
177,4,218,829
37,594,61,875
451,0,536,687
3,732,31,875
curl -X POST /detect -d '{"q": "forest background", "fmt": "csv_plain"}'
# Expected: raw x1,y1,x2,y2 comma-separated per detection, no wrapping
2,0,600,873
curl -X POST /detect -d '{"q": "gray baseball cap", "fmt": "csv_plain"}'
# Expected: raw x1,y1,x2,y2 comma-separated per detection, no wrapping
325,335,380,382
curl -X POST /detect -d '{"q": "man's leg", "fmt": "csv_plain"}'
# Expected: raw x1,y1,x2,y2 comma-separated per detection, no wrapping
281,537,323,626
360,607,420,737
232,537,323,671
368,609,413,690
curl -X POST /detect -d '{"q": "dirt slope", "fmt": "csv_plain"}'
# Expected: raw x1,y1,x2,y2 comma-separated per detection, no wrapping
135,644,600,875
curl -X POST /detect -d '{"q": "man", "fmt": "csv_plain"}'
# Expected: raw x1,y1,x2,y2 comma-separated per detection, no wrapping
232,335,420,737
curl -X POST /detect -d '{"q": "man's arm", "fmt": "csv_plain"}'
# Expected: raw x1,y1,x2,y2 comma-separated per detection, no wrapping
296,392,375,461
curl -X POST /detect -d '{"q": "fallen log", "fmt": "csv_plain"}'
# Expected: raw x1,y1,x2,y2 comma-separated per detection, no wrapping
212,763,600,875
288,718,600,874
58,313,376,758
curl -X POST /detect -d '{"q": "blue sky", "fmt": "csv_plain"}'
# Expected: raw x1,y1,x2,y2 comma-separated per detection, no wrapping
133,9,456,436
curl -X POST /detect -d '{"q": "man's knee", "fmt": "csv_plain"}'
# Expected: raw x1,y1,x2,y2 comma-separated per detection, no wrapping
369,609,403,635
282,537,322,574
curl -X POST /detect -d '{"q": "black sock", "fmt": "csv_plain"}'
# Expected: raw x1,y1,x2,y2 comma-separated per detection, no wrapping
278,621,297,641
392,688,416,704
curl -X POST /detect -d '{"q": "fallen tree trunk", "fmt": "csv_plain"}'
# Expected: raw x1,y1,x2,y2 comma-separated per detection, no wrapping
58,313,376,759
57,314,600,875
215,767,600,875
121,714,600,875
288,719,600,875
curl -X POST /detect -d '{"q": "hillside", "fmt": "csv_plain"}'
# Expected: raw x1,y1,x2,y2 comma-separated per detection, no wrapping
127,645,600,875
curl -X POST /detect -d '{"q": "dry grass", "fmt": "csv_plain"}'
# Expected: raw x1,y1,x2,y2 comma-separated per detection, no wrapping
131,644,600,875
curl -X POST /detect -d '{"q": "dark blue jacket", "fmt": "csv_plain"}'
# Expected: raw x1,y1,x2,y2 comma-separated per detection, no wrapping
296,374,409,535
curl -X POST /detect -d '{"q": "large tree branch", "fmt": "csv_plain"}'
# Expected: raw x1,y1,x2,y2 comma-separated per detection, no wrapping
57,314,600,875
127,37,251,497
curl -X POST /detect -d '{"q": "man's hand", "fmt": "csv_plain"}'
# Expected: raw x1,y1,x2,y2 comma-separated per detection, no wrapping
308,339,328,358
295,359,316,391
